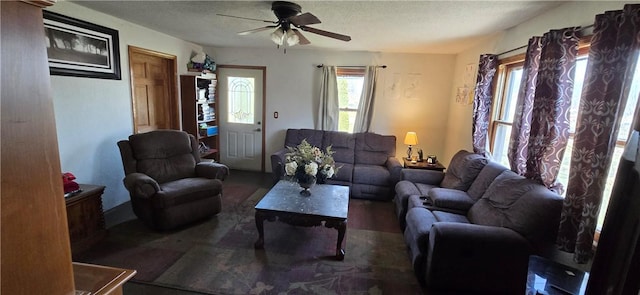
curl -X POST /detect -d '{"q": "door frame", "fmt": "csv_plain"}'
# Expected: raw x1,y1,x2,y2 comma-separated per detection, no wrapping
128,45,179,133
217,64,267,172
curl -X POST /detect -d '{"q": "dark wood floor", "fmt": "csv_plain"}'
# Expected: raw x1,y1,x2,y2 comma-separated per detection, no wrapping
103,169,275,295
103,169,590,294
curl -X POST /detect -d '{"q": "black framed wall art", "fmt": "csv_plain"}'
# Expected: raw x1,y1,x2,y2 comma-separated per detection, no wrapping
43,10,121,80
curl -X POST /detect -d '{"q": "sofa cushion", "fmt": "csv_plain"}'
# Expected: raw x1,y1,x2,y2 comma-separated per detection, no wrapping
156,177,222,208
353,164,391,185
129,130,197,183
322,131,355,164
429,188,476,211
395,181,438,198
284,128,324,148
467,170,537,227
468,170,563,248
355,133,396,166
466,161,510,201
331,163,353,183
432,211,470,223
440,150,488,191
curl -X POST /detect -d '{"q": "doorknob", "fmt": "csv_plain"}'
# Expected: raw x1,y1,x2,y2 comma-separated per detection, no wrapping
254,128,261,132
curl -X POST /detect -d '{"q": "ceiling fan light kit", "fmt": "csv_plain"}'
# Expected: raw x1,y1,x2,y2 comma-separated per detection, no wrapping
270,27,285,45
218,1,351,51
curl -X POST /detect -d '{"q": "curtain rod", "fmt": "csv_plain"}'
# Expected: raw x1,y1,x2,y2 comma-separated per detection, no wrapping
316,64,387,69
497,24,594,57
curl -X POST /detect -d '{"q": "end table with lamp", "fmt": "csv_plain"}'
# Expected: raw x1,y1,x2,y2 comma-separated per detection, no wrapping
404,131,419,161
403,157,446,171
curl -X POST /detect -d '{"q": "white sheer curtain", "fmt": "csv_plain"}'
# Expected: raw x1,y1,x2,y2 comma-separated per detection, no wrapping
317,65,339,131
353,66,378,133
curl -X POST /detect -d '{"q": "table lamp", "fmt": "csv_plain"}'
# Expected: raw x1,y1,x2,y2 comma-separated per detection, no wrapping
404,132,419,160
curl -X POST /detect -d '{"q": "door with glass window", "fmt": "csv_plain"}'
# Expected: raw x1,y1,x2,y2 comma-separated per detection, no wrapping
218,66,265,171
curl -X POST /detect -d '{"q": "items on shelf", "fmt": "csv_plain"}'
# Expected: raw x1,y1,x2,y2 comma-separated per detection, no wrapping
187,52,216,73
181,74,220,161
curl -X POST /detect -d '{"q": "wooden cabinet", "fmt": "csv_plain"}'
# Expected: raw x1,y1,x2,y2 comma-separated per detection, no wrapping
180,75,219,161
65,184,107,254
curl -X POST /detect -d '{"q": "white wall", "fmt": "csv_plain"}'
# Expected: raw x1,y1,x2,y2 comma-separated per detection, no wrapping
50,0,629,211
442,1,632,164
205,47,456,169
48,2,455,211
48,2,204,210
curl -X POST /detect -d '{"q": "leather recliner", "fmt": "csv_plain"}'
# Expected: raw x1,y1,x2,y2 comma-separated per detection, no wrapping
117,130,228,230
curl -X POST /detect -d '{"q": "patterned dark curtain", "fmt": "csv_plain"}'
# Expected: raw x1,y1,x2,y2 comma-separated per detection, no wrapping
557,4,640,263
472,54,498,156
510,28,579,192
508,37,543,175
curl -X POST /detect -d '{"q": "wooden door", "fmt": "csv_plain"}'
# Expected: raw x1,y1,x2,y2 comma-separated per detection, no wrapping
218,66,266,171
128,46,178,133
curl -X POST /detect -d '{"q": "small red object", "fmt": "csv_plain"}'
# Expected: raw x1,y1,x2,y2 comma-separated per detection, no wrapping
62,172,80,193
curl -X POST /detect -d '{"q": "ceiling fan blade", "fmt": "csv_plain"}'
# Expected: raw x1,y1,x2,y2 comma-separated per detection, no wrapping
299,26,351,42
289,12,321,26
217,13,277,24
238,25,278,36
292,29,311,45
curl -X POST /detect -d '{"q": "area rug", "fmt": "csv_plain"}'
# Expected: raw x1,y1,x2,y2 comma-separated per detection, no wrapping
75,183,422,294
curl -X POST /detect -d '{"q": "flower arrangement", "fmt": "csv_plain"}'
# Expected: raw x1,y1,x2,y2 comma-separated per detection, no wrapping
284,139,338,187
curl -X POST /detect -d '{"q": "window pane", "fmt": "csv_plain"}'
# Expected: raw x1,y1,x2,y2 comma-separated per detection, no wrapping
569,57,588,133
596,57,640,229
557,54,640,231
502,68,523,122
492,123,512,167
227,77,254,124
617,58,640,141
337,73,364,133
337,76,363,109
554,57,588,193
338,110,357,133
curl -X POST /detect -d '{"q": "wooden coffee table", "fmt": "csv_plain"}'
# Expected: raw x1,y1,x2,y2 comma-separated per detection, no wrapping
254,180,350,260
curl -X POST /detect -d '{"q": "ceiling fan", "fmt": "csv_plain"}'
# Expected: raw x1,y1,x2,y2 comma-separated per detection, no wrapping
218,1,351,47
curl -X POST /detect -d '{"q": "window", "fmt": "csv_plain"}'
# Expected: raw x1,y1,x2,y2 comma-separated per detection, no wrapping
490,49,640,230
490,60,523,165
227,76,255,124
336,68,364,133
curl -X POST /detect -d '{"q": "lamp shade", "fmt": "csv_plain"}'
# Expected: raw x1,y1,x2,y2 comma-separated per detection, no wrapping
270,27,285,45
286,28,299,46
404,132,418,145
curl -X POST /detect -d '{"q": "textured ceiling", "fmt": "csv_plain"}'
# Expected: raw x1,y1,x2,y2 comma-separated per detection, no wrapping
70,1,567,54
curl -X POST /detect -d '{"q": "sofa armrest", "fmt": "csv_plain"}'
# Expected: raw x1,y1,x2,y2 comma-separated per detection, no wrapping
123,173,161,198
425,222,531,294
196,162,229,180
401,169,444,184
270,148,288,180
386,157,403,184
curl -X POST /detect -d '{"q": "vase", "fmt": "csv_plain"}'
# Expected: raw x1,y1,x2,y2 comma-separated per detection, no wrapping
298,177,316,196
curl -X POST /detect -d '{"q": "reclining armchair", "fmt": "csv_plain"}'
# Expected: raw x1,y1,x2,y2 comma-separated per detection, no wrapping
117,130,229,230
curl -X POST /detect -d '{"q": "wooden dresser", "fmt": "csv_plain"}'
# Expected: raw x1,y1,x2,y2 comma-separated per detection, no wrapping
65,184,107,253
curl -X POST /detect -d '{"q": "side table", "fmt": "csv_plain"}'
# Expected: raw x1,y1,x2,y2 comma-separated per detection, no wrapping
65,184,107,254
526,255,589,295
403,158,446,171
73,262,136,295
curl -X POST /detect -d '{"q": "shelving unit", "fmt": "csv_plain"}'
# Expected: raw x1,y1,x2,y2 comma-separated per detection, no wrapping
180,75,219,161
